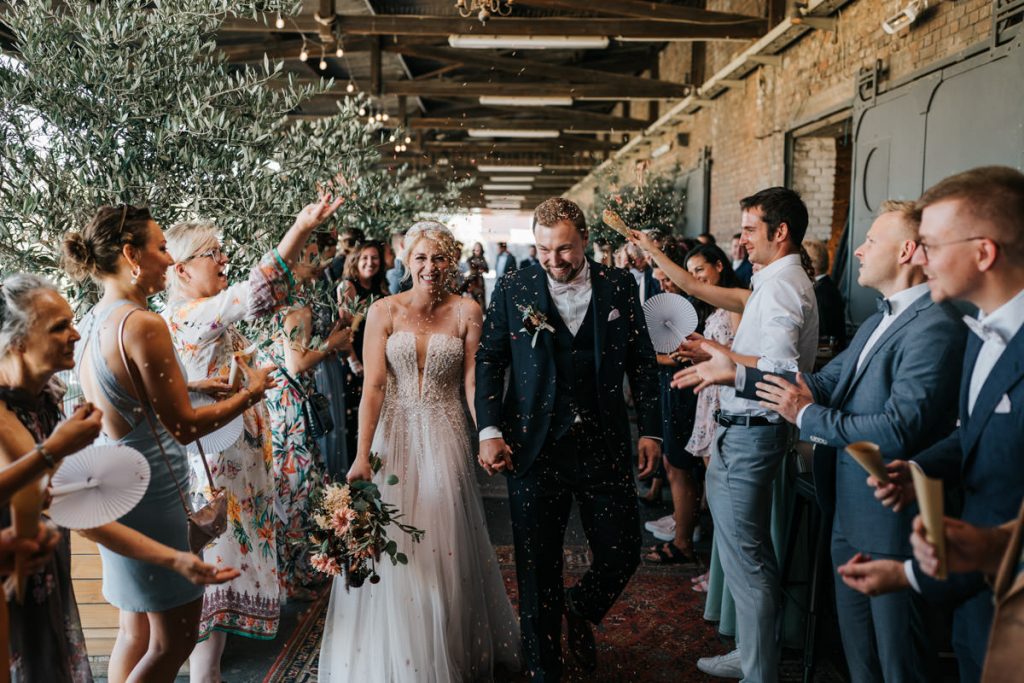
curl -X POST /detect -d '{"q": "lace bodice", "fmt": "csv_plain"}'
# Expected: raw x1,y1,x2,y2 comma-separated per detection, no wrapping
384,332,465,412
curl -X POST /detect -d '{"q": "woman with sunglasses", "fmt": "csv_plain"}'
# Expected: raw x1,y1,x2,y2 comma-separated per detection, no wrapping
163,191,344,683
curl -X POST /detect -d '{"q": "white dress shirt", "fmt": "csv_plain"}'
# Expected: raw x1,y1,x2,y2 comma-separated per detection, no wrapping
496,251,512,276
725,254,819,419
795,282,929,428
629,267,646,301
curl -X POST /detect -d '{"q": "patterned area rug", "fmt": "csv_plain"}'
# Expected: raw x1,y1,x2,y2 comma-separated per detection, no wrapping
262,546,842,682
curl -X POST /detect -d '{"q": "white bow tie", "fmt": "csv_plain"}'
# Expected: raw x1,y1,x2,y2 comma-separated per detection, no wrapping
963,315,1008,345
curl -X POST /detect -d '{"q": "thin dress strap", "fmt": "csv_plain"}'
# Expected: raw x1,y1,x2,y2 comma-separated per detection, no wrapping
384,298,396,334
456,300,465,338
78,300,146,425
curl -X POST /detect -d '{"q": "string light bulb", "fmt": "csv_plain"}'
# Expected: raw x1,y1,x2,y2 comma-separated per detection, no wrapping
318,47,327,70
275,13,285,29
346,82,355,93
336,46,344,57
382,113,390,122
404,136,412,144
358,107,366,116
389,134,396,142
299,46,309,62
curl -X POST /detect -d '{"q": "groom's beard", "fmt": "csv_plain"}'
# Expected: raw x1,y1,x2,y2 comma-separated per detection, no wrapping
544,258,584,283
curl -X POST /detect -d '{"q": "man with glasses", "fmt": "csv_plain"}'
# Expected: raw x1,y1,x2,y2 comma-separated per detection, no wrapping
836,166,1024,683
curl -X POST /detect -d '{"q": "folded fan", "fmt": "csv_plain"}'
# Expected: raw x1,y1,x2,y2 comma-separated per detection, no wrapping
187,392,244,455
48,445,150,529
642,293,700,353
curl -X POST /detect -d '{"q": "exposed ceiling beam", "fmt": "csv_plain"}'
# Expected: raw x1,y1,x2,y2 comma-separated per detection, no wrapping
387,44,685,91
383,80,685,99
408,117,646,132
423,138,618,152
222,15,766,40
516,0,766,24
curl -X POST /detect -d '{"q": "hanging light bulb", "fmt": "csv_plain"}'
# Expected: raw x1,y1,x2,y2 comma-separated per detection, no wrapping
275,13,285,29
404,136,412,144
336,46,344,57
382,113,390,122
358,107,366,116
389,134,396,142
346,82,355,93
299,46,309,62
395,145,402,153
319,57,328,70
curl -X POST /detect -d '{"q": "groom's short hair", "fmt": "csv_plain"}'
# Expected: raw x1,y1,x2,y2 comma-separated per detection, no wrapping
533,198,587,235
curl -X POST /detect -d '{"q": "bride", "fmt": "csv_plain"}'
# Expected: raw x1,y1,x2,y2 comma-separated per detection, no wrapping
318,222,521,681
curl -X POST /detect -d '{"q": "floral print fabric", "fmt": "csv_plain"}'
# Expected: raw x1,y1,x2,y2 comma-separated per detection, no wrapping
685,308,736,459
164,251,288,640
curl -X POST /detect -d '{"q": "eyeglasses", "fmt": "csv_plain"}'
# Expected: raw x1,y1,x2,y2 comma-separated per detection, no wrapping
915,236,995,258
186,247,227,262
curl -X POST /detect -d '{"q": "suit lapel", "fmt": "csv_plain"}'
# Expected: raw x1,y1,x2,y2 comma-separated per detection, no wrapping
843,296,929,400
590,260,612,375
830,312,882,406
962,326,1024,456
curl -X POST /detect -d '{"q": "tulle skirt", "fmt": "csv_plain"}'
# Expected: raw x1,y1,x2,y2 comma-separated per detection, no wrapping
318,402,521,682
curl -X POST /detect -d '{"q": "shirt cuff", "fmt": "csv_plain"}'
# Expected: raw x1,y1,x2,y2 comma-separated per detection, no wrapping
479,426,503,442
903,560,922,593
735,365,747,391
796,404,810,429
641,435,662,443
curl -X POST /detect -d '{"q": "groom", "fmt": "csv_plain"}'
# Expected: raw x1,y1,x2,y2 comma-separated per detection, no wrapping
476,198,662,681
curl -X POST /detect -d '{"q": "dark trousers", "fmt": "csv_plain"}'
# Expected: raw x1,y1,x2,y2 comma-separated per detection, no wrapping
952,589,995,683
506,424,641,682
831,527,935,683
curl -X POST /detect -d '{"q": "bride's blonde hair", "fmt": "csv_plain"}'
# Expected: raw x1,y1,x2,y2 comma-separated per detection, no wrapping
402,221,461,289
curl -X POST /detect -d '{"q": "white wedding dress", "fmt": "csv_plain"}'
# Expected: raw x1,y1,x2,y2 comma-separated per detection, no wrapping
318,320,521,682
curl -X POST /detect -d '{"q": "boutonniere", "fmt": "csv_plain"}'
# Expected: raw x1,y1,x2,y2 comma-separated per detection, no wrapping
517,304,555,348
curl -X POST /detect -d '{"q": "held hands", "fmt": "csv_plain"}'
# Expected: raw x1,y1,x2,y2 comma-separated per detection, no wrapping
867,459,915,512
43,402,104,460
836,552,909,597
478,438,514,476
754,373,813,424
671,342,736,393
636,437,661,479
171,551,241,585
911,515,1009,578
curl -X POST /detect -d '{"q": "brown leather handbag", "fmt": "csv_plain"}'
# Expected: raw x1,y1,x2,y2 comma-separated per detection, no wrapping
117,309,227,555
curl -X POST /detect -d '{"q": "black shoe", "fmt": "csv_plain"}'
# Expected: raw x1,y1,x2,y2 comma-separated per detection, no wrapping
564,605,596,672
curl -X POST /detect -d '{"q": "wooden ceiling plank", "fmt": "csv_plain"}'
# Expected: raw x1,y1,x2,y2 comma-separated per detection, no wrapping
515,0,768,25
383,80,686,98
408,117,646,132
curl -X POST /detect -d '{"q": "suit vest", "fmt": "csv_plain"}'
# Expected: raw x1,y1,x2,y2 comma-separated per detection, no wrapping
549,301,599,441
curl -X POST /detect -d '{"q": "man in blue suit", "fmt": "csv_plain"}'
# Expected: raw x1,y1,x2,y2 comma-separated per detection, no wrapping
753,199,966,682
832,166,1024,683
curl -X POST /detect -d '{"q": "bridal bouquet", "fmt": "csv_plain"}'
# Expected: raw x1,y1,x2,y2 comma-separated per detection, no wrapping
307,454,425,588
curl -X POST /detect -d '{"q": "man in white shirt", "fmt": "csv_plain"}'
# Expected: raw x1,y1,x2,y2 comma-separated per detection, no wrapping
750,201,966,682
494,241,518,279
665,187,818,682
833,166,1024,683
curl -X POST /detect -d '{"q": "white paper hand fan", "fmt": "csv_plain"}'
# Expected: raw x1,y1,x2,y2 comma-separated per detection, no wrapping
48,445,151,529
642,293,700,353
187,392,244,455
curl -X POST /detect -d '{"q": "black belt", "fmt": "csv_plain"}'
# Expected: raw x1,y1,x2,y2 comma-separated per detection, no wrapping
714,410,778,428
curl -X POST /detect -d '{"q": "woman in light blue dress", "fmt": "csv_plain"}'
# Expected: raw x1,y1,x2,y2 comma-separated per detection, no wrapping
64,203,289,683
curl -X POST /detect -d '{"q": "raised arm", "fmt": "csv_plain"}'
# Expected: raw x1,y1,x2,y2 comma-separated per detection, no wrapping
124,311,272,443
282,306,352,376
462,299,485,427
346,300,390,482
627,230,750,313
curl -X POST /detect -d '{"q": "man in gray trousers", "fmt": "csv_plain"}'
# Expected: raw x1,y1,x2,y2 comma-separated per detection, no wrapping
754,200,967,682
673,187,819,682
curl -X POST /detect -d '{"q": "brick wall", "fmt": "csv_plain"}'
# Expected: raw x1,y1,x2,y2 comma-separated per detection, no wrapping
568,0,995,242
791,136,838,243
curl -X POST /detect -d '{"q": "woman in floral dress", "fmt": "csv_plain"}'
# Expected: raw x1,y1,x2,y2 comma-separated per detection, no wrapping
263,243,352,598
164,193,343,680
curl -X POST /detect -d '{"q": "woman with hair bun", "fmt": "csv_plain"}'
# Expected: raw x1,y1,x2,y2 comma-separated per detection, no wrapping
63,202,288,683
318,221,521,682
0,273,240,683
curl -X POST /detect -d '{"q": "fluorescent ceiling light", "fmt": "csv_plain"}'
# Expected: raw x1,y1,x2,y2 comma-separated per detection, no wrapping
468,129,560,139
484,195,528,202
487,203,523,210
488,176,536,182
479,96,574,107
449,35,610,50
477,164,542,173
483,184,532,191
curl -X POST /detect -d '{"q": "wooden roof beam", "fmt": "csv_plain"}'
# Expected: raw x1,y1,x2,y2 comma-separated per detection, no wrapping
383,80,686,99
516,0,769,25
408,117,647,132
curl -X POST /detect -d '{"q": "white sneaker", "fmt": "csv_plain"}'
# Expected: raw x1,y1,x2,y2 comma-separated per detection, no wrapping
697,649,743,678
643,515,675,535
652,527,676,542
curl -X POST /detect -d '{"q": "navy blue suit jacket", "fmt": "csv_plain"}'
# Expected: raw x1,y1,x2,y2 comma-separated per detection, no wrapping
475,260,661,476
799,292,966,555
